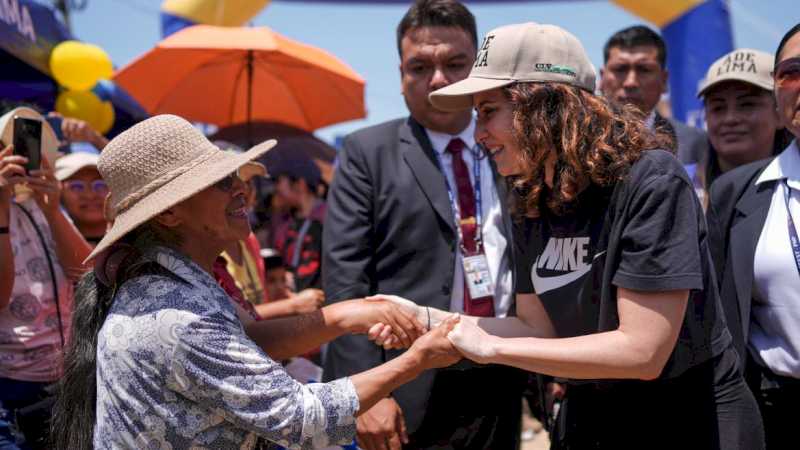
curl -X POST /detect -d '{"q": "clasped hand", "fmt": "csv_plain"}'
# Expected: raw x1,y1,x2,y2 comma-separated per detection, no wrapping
365,294,498,364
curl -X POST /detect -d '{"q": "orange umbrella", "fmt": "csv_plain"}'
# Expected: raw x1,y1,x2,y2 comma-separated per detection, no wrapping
114,25,366,132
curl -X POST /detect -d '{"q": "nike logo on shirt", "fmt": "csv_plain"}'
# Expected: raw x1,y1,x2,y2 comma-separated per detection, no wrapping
531,237,606,294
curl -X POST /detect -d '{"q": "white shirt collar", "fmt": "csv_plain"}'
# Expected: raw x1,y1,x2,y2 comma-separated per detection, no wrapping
756,139,800,190
425,118,477,155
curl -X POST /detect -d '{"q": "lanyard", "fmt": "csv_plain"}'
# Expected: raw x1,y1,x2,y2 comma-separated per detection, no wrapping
784,180,800,276
433,144,483,253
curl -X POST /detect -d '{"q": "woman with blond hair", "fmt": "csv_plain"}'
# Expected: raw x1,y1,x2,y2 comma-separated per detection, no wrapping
375,23,764,449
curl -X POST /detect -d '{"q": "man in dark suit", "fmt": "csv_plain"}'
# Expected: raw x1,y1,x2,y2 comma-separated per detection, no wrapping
322,1,524,449
600,25,708,164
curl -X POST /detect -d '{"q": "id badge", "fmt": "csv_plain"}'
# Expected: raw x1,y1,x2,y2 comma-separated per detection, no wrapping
463,254,495,299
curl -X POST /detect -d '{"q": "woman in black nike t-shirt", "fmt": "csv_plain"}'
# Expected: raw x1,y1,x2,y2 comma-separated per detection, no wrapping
372,23,764,449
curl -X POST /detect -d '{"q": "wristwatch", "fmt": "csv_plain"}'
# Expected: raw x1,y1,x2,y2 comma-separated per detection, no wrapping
0,226,9,234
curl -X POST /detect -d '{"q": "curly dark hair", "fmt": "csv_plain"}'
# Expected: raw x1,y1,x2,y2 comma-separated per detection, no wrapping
504,82,671,218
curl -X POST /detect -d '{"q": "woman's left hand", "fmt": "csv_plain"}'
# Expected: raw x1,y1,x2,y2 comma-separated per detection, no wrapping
447,319,498,365
26,157,61,217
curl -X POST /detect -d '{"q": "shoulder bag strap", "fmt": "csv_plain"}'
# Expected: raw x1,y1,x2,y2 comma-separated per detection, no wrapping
13,203,65,349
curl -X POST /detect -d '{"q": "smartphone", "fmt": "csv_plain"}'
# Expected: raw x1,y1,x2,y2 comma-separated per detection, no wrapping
13,116,42,173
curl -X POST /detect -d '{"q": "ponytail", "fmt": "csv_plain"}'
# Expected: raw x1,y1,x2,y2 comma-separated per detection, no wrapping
50,271,112,450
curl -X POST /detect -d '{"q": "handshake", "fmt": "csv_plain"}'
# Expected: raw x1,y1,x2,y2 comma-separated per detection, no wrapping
341,294,498,371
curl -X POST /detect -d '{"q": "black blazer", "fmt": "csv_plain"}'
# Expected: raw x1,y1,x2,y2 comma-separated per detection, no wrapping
706,157,776,368
321,117,515,432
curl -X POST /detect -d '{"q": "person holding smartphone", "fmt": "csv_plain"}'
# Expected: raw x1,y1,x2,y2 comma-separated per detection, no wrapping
0,106,92,448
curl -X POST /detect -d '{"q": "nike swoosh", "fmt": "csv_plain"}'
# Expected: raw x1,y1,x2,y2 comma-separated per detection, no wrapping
531,250,607,295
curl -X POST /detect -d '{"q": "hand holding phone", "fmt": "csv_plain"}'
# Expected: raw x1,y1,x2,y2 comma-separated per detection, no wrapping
12,116,42,173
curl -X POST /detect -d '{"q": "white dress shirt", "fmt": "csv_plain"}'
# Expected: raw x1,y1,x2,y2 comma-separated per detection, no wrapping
425,120,513,317
751,140,800,378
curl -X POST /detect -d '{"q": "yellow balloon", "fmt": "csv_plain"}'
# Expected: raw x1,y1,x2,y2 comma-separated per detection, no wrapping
95,101,115,135
50,41,113,91
55,90,105,132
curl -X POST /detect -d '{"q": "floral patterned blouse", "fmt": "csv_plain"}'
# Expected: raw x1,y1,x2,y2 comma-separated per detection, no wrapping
94,246,359,449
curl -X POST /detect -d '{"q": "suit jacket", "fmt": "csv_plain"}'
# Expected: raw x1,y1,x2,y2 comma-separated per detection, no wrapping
654,113,709,165
321,116,518,434
706,157,775,369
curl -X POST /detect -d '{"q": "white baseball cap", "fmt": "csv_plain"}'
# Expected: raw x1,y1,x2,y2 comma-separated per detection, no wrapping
697,49,775,98
430,23,597,111
55,152,100,181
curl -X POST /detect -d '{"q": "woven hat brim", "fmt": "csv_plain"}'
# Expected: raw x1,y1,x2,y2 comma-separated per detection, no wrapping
85,139,276,262
429,77,515,112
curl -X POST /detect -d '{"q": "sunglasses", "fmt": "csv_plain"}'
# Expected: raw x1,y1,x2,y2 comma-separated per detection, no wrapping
65,179,109,195
774,57,800,88
213,169,242,192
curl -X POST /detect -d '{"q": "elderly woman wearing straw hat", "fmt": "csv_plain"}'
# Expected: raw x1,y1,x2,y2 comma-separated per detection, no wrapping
0,106,92,448
51,115,461,450
370,23,764,449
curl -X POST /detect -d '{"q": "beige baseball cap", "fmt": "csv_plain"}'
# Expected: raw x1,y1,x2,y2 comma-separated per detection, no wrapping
430,23,596,111
697,49,775,98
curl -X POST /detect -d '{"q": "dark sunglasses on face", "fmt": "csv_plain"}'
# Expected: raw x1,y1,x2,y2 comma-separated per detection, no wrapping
774,57,800,88
213,169,242,192
65,179,109,195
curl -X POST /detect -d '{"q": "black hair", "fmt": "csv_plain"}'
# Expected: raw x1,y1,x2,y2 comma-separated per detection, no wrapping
396,0,477,56
50,223,183,450
776,23,800,64
603,25,667,68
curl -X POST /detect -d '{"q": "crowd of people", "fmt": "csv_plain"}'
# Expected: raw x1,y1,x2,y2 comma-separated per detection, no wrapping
0,0,798,449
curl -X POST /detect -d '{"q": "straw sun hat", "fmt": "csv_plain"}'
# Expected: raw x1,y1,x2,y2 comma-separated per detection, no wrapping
86,114,276,262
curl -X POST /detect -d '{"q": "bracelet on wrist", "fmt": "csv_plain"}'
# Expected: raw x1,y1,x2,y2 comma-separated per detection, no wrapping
426,306,431,330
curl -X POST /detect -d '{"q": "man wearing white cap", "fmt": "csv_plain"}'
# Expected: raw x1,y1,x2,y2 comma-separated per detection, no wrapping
323,1,522,448
0,106,92,448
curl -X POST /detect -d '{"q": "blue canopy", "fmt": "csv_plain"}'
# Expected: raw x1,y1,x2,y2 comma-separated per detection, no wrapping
0,0,70,75
0,0,147,135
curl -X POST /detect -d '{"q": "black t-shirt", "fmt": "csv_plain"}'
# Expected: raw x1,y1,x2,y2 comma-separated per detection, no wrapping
514,150,731,382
